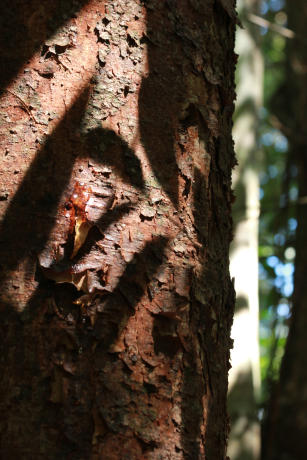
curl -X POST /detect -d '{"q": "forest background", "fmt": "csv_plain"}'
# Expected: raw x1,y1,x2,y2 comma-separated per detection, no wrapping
229,0,306,459
0,0,305,458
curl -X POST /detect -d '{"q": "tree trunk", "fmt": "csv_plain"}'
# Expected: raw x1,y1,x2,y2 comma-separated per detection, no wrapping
228,1,262,459
0,1,236,458
263,1,307,459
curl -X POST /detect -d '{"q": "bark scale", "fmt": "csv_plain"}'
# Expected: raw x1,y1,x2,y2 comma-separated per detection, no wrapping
0,1,236,458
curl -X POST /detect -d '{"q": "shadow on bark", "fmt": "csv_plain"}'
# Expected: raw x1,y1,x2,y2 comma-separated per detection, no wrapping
85,127,145,191
138,3,183,208
0,87,90,275
0,1,228,457
0,81,145,459
0,89,144,278
180,348,205,459
138,5,215,449
0,0,91,89
93,236,168,348
0,237,168,458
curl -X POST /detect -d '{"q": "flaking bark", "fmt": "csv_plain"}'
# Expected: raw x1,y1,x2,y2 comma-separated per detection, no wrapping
0,1,237,458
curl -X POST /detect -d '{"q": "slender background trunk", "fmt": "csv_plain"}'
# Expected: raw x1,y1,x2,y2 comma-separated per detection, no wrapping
0,1,237,458
228,1,262,459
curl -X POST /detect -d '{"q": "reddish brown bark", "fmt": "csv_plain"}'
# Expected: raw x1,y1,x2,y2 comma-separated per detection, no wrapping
0,1,236,458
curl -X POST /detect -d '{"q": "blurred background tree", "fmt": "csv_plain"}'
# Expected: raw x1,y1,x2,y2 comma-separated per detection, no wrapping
229,0,306,458
260,0,307,458
228,0,262,458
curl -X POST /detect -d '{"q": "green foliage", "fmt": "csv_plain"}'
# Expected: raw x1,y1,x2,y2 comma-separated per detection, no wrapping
258,0,297,401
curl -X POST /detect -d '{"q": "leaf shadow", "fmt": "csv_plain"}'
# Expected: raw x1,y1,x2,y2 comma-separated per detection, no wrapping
0,87,90,275
93,236,169,349
84,127,145,191
0,88,144,279
0,0,91,89
138,6,185,208
3,236,169,456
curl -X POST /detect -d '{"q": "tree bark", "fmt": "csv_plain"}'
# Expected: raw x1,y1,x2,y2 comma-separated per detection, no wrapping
0,1,236,458
263,1,307,458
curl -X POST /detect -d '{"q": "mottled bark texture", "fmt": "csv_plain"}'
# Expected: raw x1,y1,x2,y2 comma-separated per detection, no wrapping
0,1,236,458
263,1,307,459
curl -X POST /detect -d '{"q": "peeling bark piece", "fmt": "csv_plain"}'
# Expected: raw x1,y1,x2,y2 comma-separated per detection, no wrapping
150,189,163,204
140,205,156,219
71,216,92,258
65,182,95,258
45,36,72,48
174,266,191,298
40,266,73,284
85,187,114,223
